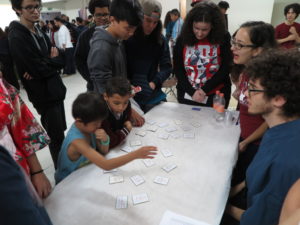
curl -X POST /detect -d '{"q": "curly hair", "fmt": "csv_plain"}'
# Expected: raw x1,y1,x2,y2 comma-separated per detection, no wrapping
179,2,225,46
284,3,300,19
88,0,110,15
245,49,300,118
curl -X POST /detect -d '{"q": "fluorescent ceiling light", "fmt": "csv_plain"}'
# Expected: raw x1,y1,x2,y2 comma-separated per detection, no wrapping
43,0,64,3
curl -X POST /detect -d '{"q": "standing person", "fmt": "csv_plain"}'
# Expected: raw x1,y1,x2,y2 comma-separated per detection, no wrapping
75,17,87,36
226,48,300,225
275,3,300,49
124,0,172,112
163,11,174,44
87,0,145,126
47,20,59,47
230,21,277,186
169,9,183,49
54,17,76,76
75,0,111,91
218,1,230,31
173,2,232,107
8,0,67,168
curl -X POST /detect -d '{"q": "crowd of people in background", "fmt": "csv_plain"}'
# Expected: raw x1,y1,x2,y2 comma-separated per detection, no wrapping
1,0,300,225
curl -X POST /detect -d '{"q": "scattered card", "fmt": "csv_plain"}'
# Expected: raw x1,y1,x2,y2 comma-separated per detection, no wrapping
121,146,132,153
183,133,195,139
132,193,149,205
165,126,177,133
158,133,169,140
154,176,169,185
171,133,181,139
146,120,156,125
143,159,155,167
147,126,158,132
162,164,177,173
135,130,147,137
174,119,183,125
180,125,193,131
130,175,145,186
130,140,142,147
158,122,168,128
161,148,173,158
109,175,124,184
115,196,128,209
103,169,118,173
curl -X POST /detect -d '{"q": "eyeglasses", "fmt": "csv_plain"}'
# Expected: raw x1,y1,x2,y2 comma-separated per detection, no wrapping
94,13,109,18
231,39,256,50
22,4,42,12
247,83,266,96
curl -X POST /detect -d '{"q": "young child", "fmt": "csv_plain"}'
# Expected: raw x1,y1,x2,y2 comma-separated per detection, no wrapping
55,92,157,183
101,77,134,149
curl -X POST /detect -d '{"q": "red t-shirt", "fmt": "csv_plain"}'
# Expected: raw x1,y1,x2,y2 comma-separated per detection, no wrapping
275,22,300,49
238,74,265,143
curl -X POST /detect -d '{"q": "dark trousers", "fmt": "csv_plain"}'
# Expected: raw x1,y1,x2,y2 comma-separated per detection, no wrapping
63,48,76,75
35,102,66,168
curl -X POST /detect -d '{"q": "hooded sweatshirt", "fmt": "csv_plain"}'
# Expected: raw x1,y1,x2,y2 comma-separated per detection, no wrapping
87,27,127,94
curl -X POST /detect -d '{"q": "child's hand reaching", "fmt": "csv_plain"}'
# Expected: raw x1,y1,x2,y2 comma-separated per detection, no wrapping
133,146,157,159
95,129,108,142
124,120,133,131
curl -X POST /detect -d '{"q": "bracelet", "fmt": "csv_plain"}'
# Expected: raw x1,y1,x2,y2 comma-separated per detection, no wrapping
30,169,44,176
101,135,110,146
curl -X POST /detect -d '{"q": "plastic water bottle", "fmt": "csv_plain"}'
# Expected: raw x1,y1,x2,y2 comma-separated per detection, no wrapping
215,93,225,122
213,90,220,110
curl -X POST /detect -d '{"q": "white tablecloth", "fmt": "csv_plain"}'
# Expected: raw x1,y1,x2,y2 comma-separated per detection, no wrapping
44,102,240,225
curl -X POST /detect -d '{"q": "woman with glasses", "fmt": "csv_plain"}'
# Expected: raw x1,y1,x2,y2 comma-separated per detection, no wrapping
173,1,232,107
230,21,277,187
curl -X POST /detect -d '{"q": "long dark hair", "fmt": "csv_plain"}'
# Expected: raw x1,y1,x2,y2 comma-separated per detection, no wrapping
164,11,172,29
179,2,225,46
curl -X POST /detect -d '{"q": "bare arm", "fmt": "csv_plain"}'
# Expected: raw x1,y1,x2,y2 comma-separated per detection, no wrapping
226,204,245,221
230,181,246,198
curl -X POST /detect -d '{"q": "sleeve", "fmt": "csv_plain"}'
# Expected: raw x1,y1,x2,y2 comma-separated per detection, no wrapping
9,36,62,79
173,37,196,97
87,39,113,94
152,37,172,86
201,32,232,94
74,31,90,82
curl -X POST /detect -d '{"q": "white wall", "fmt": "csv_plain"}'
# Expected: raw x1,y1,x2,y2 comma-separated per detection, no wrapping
271,1,300,27
0,1,18,29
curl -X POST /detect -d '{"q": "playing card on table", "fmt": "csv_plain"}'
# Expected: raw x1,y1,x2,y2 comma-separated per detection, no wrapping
174,119,183,125
170,133,181,139
165,126,177,133
147,125,158,132
130,140,142,146
162,163,177,173
115,196,128,209
161,148,173,158
143,159,155,167
180,125,193,131
158,122,168,128
158,133,169,140
130,175,145,186
153,176,169,185
183,133,195,139
146,120,156,125
132,193,149,205
103,169,118,173
121,146,132,153
109,175,124,184
135,130,146,137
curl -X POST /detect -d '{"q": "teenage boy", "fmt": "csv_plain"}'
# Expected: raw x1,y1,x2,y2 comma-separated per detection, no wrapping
87,0,145,126
275,3,300,49
124,0,172,112
8,0,67,168
55,92,157,183
75,0,111,91
225,49,300,225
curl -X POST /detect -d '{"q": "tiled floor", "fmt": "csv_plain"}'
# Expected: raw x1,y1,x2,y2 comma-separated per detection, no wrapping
20,73,237,186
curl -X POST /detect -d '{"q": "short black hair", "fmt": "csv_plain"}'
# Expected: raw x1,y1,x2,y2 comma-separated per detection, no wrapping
76,17,83,23
88,0,110,15
180,2,225,45
54,17,63,23
284,3,300,19
218,1,229,9
10,0,41,16
72,92,108,124
110,0,143,27
245,49,300,118
105,77,132,97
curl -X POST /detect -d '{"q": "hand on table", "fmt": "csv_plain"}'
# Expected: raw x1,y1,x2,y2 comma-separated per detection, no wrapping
131,109,145,127
133,146,157,159
124,120,133,132
192,90,206,103
31,172,52,199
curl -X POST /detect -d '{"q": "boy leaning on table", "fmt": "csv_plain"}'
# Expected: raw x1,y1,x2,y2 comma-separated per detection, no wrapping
55,90,157,184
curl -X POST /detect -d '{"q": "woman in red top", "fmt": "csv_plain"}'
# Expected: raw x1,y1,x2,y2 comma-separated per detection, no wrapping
230,21,277,185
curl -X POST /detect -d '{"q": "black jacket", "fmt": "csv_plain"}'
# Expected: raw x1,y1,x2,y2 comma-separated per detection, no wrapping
8,21,66,107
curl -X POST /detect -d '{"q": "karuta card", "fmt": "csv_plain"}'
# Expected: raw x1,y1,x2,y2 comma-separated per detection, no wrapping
180,125,193,131
183,133,195,139
147,125,158,132
135,130,147,137
165,126,177,133
121,146,132,153
132,193,149,205
109,175,124,184
130,175,145,186
162,164,177,173
115,196,128,209
146,120,156,125
171,133,181,139
154,176,169,185
158,122,168,128
130,140,142,147
158,133,169,140
143,159,155,167
161,148,173,158
103,169,118,173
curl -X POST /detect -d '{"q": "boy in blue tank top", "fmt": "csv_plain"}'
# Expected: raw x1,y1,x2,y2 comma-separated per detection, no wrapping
55,92,157,183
